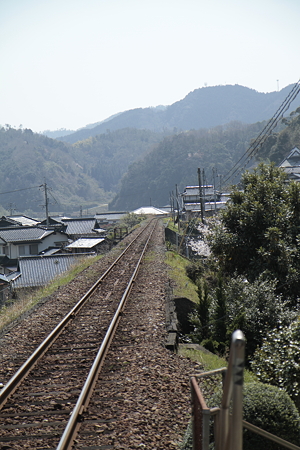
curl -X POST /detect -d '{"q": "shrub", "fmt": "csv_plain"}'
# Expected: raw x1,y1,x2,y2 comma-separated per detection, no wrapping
208,382,300,450
251,317,300,408
205,274,296,362
185,262,203,283
242,382,300,449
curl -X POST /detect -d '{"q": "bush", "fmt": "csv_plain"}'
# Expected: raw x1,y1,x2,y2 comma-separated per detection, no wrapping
185,262,203,283
243,382,300,449
208,382,300,450
206,274,296,362
251,318,300,408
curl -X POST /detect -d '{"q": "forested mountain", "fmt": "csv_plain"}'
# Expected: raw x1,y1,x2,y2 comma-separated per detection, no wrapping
109,121,267,210
2,86,300,215
0,127,165,213
70,128,169,192
57,84,300,144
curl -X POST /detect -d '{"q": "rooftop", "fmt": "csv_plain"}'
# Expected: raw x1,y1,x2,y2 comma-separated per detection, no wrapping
12,253,93,288
0,227,54,243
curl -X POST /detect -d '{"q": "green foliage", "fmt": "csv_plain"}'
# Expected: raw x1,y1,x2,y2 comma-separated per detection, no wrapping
119,212,146,228
109,122,267,210
72,128,165,192
243,383,300,449
190,272,295,362
213,275,227,353
222,275,295,360
185,261,204,283
251,317,300,407
208,382,300,450
189,279,210,343
0,126,111,212
210,162,300,302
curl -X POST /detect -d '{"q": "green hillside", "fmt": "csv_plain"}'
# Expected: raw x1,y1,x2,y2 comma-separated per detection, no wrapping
2,106,299,215
109,121,267,210
0,127,165,213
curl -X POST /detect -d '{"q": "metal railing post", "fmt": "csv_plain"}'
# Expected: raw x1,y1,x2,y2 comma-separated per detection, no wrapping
191,376,211,450
217,330,245,450
230,330,245,450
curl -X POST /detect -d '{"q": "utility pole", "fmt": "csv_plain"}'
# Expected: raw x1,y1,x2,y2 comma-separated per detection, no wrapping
7,203,16,216
175,184,180,231
213,167,217,214
198,168,205,223
43,181,50,226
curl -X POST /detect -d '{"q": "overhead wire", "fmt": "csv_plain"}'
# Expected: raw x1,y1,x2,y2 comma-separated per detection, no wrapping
221,79,300,189
0,185,43,195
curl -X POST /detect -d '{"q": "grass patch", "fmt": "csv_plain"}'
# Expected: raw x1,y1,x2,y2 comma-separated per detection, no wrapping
179,345,257,384
0,254,102,332
165,250,198,303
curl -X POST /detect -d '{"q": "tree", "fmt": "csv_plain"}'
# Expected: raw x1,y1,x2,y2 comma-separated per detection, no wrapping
189,279,211,343
209,163,300,302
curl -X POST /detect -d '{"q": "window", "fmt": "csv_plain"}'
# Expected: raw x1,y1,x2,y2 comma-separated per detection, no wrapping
29,244,38,255
19,245,25,256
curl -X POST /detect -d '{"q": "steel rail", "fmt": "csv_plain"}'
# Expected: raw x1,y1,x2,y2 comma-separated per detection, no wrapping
56,220,157,449
0,219,155,409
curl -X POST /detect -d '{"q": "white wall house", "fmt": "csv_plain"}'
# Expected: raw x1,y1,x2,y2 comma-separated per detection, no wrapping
0,227,68,259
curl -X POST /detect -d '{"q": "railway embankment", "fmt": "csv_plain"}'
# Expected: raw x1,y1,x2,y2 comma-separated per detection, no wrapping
0,219,206,449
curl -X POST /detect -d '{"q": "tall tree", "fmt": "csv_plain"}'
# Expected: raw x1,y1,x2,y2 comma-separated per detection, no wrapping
209,163,300,302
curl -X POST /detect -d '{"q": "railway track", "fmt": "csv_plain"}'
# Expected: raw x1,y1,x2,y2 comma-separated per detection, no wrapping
0,219,160,449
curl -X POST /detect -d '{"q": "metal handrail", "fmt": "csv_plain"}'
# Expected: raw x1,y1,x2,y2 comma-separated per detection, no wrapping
191,329,300,450
243,420,300,450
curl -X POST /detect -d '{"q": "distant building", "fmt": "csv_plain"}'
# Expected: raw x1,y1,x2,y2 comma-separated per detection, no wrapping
132,206,168,216
278,147,300,181
180,185,224,219
65,237,108,254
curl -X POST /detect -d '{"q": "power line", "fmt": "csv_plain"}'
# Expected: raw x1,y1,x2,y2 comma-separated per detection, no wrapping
0,185,42,195
221,79,300,189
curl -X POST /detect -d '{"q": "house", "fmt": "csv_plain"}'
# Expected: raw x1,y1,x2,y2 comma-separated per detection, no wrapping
0,226,68,260
0,274,10,306
65,237,108,254
180,185,222,219
11,253,93,289
61,218,105,239
181,185,217,205
278,147,300,181
95,212,128,227
7,215,40,226
0,216,22,228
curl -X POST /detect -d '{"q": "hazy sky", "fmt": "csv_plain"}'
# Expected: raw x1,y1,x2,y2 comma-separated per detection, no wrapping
1,0,299,133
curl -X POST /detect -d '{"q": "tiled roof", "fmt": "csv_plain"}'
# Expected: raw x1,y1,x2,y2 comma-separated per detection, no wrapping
95,212,127,222
0,217,23,227
13,253,92,288
0,227,53,243
7,216,40,226
62,219,103,236
66,238,105,249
